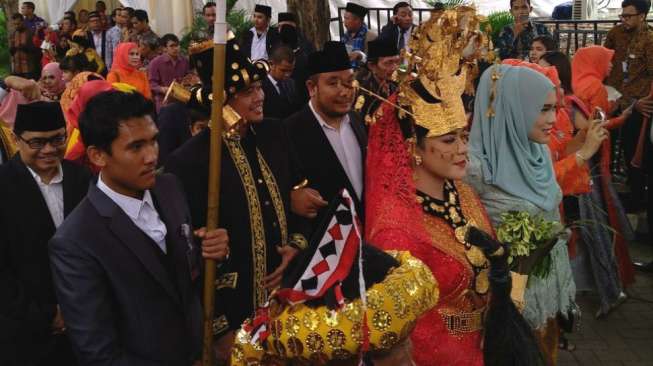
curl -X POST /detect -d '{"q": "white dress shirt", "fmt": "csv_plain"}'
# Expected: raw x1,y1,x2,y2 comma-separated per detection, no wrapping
92,31,103,57
250,27,268,60
398,25,412,50
97,174,168,253
28,165,64,228
267,74,280,94
309,101,363,199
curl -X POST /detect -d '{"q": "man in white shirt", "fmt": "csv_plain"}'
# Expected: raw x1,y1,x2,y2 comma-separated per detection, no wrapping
284,41,367,236
0,101,91,366
240,4,279,61
49,91,228,365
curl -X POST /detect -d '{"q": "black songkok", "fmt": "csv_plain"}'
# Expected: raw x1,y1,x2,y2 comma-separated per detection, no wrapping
14,101,66,133
367,39,399,60
345,2,368,18
254,4,272,18
307,41,352,76
278,12,296,23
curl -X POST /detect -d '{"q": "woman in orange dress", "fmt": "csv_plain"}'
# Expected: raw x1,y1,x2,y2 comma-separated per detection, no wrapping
107,42,152,99
570,46,636,292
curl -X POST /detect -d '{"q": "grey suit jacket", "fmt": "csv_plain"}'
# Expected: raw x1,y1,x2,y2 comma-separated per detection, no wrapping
49,174,202,366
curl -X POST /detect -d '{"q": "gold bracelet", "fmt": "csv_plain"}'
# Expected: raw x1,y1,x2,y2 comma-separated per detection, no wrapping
292,178,309,191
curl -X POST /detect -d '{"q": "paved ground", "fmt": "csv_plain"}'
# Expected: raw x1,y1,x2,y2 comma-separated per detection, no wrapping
558,239,653,366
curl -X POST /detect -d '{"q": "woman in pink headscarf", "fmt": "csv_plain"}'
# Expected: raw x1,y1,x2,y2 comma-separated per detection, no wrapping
39,62,66,101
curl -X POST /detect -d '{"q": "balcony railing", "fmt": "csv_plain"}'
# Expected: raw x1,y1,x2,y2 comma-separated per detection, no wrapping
330,8,653,55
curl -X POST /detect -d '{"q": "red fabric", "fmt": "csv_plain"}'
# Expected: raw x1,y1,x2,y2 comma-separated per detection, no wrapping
365,95,485,366
64,80,113,167
566,93,636,287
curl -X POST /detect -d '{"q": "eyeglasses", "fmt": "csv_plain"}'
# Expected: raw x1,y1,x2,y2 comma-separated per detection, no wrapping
18,134,67,150
619,13,641,20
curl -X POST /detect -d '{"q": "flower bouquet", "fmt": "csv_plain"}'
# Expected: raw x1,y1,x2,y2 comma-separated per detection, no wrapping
496,211,565,279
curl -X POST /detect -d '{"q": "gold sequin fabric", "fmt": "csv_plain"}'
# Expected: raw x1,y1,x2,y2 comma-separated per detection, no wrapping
230,251,439,365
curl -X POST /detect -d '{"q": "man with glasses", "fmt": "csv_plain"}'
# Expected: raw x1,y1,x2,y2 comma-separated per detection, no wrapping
0,102,90,366
605,0,653,246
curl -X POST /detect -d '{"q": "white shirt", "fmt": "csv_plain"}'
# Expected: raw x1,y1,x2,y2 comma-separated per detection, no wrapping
250,27,268,60
399,25,412,51
92,31,103,57
309,101,363,199
27,165,64,228
267,74,280,94
97,175,168,253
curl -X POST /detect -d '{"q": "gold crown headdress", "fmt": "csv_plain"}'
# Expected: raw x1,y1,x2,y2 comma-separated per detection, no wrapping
395,5,489,137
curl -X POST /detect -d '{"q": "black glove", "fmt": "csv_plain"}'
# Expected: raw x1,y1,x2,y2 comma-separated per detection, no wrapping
465,227,509,283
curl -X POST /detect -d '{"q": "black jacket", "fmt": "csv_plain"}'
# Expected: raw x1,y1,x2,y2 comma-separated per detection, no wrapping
283,105,367,237
165,120,307,335
156,102,191,167
49,174,203,366
0,156,90,365
262,75,300,120
239,26,280,60
378,22,416,50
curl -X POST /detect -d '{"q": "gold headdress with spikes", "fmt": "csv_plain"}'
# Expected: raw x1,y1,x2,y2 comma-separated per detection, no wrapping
395,5,490,137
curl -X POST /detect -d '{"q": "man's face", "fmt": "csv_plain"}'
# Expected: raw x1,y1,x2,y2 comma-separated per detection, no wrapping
61,19,74,33
395,6,413,30
89,17,101,31
308,69,355,118
79,10,89,22
203,5,216,26
164,40,180,58
138,42,152,58
15,128,67,175
270,60,295,81
253,12,269,30
91,116,159,197
344,11,362,33
621,5,645,31
229,82,265,123
96,2,106,13
12,18,24,29
131,17,147,33
117,10,129,26
510,0,531,24
369,55,400,81
21,4,34,17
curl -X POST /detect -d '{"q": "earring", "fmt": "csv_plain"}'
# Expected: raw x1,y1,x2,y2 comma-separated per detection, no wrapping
414,155,423,166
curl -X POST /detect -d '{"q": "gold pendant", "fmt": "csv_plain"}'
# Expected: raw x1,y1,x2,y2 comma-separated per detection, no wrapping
475,268,490,295
465,245,487,268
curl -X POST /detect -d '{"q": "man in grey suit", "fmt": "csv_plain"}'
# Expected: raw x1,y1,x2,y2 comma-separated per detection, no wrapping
49,90,229,365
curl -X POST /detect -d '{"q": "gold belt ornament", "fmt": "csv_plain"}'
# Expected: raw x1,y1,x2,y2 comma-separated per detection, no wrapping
438,307,485,336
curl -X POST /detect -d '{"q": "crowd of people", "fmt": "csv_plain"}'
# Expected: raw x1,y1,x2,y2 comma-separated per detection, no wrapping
0,0,652,366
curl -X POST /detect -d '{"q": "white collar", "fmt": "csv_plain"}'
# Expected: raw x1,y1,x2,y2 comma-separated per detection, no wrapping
267,73,279,87
250,26,268,37
97,174,155,220
309,100,350,131
27,164,63,185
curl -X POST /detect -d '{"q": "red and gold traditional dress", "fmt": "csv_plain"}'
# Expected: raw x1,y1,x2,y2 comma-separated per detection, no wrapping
365,94,494,366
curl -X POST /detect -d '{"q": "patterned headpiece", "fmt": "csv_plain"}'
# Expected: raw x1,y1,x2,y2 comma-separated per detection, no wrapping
396,5,490,137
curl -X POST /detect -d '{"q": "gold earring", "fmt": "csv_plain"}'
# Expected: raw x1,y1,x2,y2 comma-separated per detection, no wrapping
414,155,423,166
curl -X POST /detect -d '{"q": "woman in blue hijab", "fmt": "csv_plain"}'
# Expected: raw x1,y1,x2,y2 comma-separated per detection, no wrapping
466,64,578,365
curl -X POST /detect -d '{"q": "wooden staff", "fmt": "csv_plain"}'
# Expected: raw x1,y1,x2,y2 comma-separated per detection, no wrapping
202,2,227,365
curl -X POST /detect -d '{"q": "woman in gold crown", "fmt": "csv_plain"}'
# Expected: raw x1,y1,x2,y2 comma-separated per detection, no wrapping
365,7,541,366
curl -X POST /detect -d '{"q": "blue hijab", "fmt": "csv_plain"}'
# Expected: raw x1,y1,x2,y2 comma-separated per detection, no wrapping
470,64,559,211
